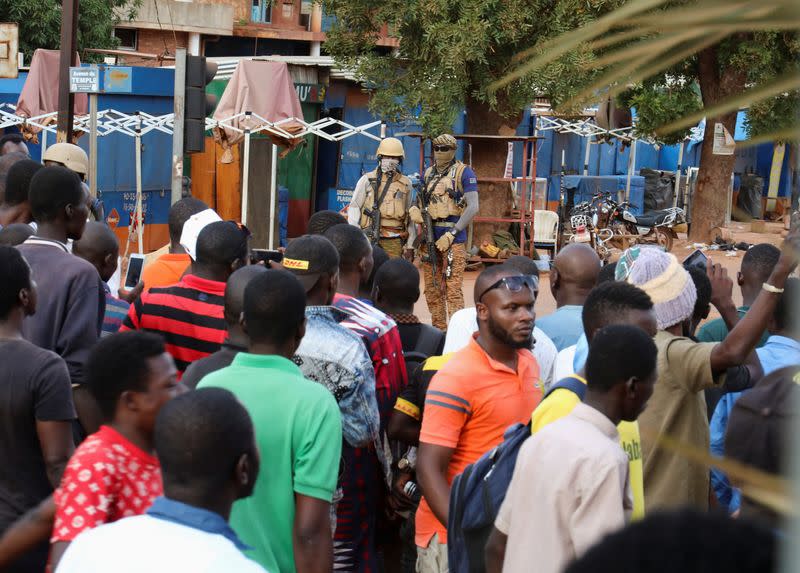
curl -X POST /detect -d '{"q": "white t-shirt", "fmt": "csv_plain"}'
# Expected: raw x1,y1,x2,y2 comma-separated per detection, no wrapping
553,344,578,382
443,307,558,391
55,515,268,573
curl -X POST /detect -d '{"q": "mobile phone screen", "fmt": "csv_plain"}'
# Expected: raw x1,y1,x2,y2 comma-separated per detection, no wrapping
125,257,145,289
251,249,284,264
683,249,708,271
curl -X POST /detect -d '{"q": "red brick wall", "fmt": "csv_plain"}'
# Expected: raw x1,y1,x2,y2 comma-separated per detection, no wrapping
118,30,189,67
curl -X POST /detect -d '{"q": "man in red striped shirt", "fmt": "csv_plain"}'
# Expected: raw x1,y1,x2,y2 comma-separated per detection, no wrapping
121,221,250,374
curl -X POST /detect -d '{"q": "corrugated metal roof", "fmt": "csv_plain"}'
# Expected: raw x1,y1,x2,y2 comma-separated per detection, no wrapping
207,55,357,82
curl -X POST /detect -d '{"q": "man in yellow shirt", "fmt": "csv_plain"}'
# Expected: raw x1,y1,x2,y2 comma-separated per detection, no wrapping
531,281,657,520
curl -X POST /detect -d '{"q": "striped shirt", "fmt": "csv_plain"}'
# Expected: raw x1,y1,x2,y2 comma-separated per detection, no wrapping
120,274,226,374
102,287,130,337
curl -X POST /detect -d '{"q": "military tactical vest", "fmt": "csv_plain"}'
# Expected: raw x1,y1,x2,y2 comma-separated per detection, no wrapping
422,161,468,221
359,169,412,232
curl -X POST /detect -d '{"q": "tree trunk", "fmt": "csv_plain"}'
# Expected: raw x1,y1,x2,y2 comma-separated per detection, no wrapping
464,95,524,249
690,46,747,242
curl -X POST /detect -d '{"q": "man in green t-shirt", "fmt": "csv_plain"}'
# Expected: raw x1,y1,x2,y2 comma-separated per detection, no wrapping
199,270,343,573
697,243,780,344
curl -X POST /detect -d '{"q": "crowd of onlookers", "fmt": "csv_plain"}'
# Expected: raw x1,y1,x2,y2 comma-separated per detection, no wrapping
0,134,798,573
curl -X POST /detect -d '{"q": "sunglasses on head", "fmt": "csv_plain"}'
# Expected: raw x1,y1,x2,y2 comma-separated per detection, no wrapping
433,145,454,152
477,274,539,303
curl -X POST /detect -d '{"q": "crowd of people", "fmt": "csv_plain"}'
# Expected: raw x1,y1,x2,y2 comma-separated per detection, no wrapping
0,136,798,573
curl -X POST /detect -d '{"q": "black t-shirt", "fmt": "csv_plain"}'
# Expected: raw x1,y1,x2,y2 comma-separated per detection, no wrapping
181,343,244,390
0,339,75,533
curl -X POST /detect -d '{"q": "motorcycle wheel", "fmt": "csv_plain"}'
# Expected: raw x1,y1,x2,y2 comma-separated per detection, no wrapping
654,227,674,252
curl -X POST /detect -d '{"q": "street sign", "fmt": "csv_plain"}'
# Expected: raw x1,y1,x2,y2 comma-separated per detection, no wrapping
69,67,99,93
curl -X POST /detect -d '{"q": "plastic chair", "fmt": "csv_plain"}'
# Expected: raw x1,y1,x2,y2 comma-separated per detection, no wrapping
533,210,559,255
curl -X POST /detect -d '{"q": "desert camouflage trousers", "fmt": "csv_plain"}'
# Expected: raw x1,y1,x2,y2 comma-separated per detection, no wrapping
420,242,466,331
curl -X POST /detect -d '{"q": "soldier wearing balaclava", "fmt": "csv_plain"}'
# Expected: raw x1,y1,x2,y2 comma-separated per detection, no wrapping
347,137,416,259
408,134,479,330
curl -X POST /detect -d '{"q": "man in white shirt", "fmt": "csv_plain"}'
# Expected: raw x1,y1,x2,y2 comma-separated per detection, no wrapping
485,324,658,573
443,256,557,390
56,388,266,573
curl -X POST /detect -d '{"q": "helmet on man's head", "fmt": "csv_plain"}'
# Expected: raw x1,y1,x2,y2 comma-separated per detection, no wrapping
432,134,457,149
43,143,89,176
376,137,405,159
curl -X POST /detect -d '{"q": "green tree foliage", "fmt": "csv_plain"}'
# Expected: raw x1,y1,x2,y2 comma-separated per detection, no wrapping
322,0,625,134
1,0,140,64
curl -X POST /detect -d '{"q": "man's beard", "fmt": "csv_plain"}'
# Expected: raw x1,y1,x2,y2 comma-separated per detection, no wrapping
487,314,533,349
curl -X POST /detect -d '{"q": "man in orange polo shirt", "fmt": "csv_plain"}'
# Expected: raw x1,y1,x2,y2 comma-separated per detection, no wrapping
415,265,542,573
141,198,207,289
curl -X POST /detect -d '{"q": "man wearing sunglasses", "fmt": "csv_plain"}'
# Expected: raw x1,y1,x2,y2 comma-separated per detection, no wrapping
408,134,479,331
415,265,541,573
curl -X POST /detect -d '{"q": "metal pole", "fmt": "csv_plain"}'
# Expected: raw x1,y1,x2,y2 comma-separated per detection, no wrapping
625,140,637,202
269,143,278,249
41,129,48,159
673,141,684,208
135,114,144,254
89,88,98,199
170,48,187,205
241,118,252,226
583,135,591,176
57,0,79,143
380,123,386,139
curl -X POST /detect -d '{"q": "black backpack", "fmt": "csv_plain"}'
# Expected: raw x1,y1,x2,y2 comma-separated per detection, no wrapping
403,324,445,376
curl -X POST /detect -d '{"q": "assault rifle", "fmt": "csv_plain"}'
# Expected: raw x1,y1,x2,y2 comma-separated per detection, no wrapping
415,179,439,288
363,206,381,246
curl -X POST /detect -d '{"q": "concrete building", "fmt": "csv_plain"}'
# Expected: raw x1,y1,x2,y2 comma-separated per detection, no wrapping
111,0,397,63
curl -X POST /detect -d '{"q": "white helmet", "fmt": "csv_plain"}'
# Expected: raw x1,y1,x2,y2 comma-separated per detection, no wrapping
43,143,89,176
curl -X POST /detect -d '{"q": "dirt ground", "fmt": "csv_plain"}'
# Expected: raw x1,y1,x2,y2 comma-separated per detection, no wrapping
413,220,787,325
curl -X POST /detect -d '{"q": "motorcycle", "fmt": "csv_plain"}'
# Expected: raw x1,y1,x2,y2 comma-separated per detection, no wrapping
593,192,686,253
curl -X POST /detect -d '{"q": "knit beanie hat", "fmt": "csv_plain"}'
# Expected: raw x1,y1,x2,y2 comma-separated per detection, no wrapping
623,246,697,330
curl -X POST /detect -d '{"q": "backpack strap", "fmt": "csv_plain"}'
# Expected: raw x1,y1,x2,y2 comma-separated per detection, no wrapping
412,325,444,358
543,375,588,401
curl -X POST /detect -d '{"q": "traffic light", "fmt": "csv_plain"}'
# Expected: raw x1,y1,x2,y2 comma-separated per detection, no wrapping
183,55,218,154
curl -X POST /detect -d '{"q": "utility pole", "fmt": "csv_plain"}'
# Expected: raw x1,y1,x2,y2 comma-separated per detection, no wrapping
57,0,79,143
171,48,187,205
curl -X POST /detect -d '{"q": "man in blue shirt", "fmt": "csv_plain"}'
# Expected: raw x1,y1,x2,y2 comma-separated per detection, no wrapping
536,243,601,351
408,134,479,331
711,277,800,513
56,387,267,573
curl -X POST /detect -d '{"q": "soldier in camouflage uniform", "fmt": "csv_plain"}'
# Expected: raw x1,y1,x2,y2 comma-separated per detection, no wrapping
348,137,416,259
409,134,479,331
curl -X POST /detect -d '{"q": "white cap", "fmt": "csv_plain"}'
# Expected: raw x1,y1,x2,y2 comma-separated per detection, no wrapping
179,209,222,260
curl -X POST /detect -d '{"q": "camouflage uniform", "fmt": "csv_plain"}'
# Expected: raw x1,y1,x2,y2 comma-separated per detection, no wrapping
421,243,467,331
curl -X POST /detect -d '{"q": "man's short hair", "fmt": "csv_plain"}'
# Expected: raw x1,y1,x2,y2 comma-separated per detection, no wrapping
585,324,657,392
224,265,268,326
0,151,28,199
741,243,781,282
375,258,420,306
3,159,42,206
307,210,347,235
155,387,255,492
243,270,307,345
686,265,712,321
598,262,618,284
0,223,34,246
363,245,389,296
504,255,539,278
774,277,799,334
323,223,371,269
0,133,24,149
195,221,249,268
168,197,208,243
565,509,776,573
28,166,84,223
0,245,31,320
582,281,653,337
86,331,167,420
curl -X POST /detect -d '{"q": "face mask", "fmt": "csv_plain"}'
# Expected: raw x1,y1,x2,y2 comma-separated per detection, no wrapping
434,148,456,169
381,158,400,173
